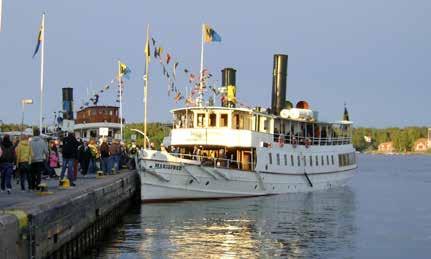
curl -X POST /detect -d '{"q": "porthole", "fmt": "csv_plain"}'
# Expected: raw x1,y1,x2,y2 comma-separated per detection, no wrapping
254,185,258,189
189,179,194,184
205,181,210,186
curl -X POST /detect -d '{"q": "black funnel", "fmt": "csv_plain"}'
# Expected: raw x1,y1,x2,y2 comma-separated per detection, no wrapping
62,87,74,120
271,54,288,115
222,68,236,86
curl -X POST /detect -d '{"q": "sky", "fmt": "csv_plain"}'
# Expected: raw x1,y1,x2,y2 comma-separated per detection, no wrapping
0,0,430,128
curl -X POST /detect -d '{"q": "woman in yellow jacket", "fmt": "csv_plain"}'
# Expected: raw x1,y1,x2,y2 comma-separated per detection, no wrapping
88,139,99,174
15,135,32,191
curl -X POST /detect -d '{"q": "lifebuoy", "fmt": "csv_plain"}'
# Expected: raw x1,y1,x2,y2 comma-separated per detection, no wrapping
278,135,284,147
305,138,311,148
292,137,297,148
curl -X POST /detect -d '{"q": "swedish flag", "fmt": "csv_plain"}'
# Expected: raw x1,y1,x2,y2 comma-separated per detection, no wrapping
203,24,222,43
119,62,131,80
32,16,44,58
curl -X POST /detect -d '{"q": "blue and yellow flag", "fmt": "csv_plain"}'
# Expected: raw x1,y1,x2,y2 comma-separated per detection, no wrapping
119,62,131,80
203,24,222,43
32,15,44,58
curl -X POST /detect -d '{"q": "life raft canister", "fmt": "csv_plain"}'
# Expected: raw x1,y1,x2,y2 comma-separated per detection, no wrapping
278,134,284,147
292,137,297,148
305,138,311,148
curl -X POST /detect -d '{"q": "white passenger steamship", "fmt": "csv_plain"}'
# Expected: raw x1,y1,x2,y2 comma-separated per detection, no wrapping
137,54,357,201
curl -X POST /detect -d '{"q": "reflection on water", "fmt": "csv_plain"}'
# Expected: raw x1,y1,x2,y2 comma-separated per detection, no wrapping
90,187,356,258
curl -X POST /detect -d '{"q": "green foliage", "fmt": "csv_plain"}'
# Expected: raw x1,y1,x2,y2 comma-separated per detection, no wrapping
124,122,171,149
353,127,428,152
0,123,29,132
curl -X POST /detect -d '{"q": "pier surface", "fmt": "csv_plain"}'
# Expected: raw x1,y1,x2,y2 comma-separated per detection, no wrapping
0,171,139,259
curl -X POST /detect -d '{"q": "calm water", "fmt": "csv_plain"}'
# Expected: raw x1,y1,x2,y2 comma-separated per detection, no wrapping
87,154,431,258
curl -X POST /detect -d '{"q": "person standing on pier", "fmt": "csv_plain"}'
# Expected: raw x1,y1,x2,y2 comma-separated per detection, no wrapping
99,140,110,174
15,135,32,191
60,132,79,186
0,135,16,194
109,139,121,173
87,139,99,175
29,128,48,191
77,140,91,176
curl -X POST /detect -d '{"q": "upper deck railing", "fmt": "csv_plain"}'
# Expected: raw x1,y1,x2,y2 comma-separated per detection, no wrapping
272,133,352,146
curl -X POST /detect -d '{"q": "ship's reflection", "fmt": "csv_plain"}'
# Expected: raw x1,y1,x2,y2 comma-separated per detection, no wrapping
99,187,356,258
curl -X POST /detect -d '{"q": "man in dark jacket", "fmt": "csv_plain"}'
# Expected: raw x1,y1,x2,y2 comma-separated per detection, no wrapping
60,132,79,186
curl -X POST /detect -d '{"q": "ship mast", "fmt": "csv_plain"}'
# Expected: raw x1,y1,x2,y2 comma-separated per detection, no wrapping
144,24,151,148
197,24,205,107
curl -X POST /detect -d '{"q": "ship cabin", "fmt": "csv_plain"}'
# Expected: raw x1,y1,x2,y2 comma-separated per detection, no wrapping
168,106,352,171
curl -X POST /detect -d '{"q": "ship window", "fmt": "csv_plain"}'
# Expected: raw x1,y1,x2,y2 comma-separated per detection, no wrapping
264,119,269,131
291,155,294,166
316,156,318,166
326,155,329,165
197,113,205,127
297,156,301,166
220,114,228,127
309,156,313,167
276,154,280,165
321,156,324,166
284,154,287,166
331,155,334,165
209,113,216,127
233,114,240,129
268,153,273,164
338,154,342,166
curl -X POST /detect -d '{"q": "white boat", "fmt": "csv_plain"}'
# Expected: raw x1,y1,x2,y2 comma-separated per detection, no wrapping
137,54,357,201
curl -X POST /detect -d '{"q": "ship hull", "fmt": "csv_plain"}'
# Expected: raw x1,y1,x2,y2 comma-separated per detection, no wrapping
138,158,356,202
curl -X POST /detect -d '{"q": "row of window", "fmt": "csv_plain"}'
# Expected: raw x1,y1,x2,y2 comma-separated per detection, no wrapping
338,153,356,167
268,153,337,167
86,110,117,116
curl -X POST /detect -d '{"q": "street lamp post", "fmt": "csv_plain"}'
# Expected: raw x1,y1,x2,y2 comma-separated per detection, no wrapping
21,99,34,133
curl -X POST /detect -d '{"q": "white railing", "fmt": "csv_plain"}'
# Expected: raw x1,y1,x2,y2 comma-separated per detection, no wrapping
272,133,352,146
170,153,254,171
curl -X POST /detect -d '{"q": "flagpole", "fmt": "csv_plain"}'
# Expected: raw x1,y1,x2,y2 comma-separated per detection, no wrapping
198,24,205,107
144,24,150,149
118,60,123,141
0,0,3,32
39,13,45,132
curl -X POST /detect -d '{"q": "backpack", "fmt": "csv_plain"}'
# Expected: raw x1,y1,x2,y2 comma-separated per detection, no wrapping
0,145,15,163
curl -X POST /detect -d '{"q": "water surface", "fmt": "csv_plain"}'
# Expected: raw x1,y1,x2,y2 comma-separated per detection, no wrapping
87,154,431,258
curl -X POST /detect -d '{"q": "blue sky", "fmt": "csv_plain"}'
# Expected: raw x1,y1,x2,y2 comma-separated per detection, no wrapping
0,0,430,128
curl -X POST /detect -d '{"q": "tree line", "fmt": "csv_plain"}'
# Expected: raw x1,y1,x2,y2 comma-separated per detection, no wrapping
352,127,429,152
2,122,429,153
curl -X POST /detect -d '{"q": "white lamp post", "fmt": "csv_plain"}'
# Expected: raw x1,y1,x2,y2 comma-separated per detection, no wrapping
21,98,34,132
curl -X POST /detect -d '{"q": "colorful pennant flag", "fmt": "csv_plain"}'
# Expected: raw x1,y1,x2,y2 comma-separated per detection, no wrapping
173,62,179,79
203,24,222,43
32,15,44,58
145,37,151,62
189,73,196,83
166,53,171,64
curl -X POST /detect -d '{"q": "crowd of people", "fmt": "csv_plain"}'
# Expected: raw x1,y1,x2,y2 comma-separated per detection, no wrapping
0,129,139,194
